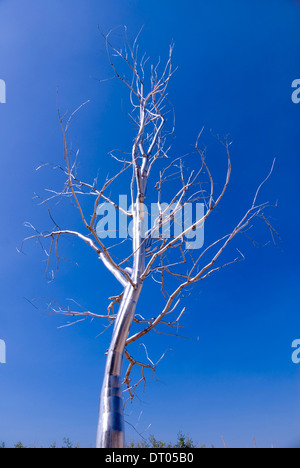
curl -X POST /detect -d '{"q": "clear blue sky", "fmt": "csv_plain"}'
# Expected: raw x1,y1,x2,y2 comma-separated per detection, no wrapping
0,0,300,448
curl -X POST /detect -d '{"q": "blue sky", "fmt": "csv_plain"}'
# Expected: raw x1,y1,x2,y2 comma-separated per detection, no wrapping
0,0,300,448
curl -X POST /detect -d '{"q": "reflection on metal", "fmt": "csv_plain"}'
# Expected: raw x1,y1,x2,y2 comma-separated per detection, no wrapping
96,207,145,448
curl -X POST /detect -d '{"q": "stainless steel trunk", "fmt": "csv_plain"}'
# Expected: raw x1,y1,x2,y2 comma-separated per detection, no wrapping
96,204,145,448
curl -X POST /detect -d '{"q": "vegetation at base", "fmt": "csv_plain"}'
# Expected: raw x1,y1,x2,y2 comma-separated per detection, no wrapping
0,437,80,449
0,433,203,449
128,432,204,448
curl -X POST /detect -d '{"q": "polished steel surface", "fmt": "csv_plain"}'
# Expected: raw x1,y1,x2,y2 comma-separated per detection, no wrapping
96,206,146,448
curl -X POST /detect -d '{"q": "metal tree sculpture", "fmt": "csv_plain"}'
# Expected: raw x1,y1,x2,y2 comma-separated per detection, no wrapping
22,29,278,448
